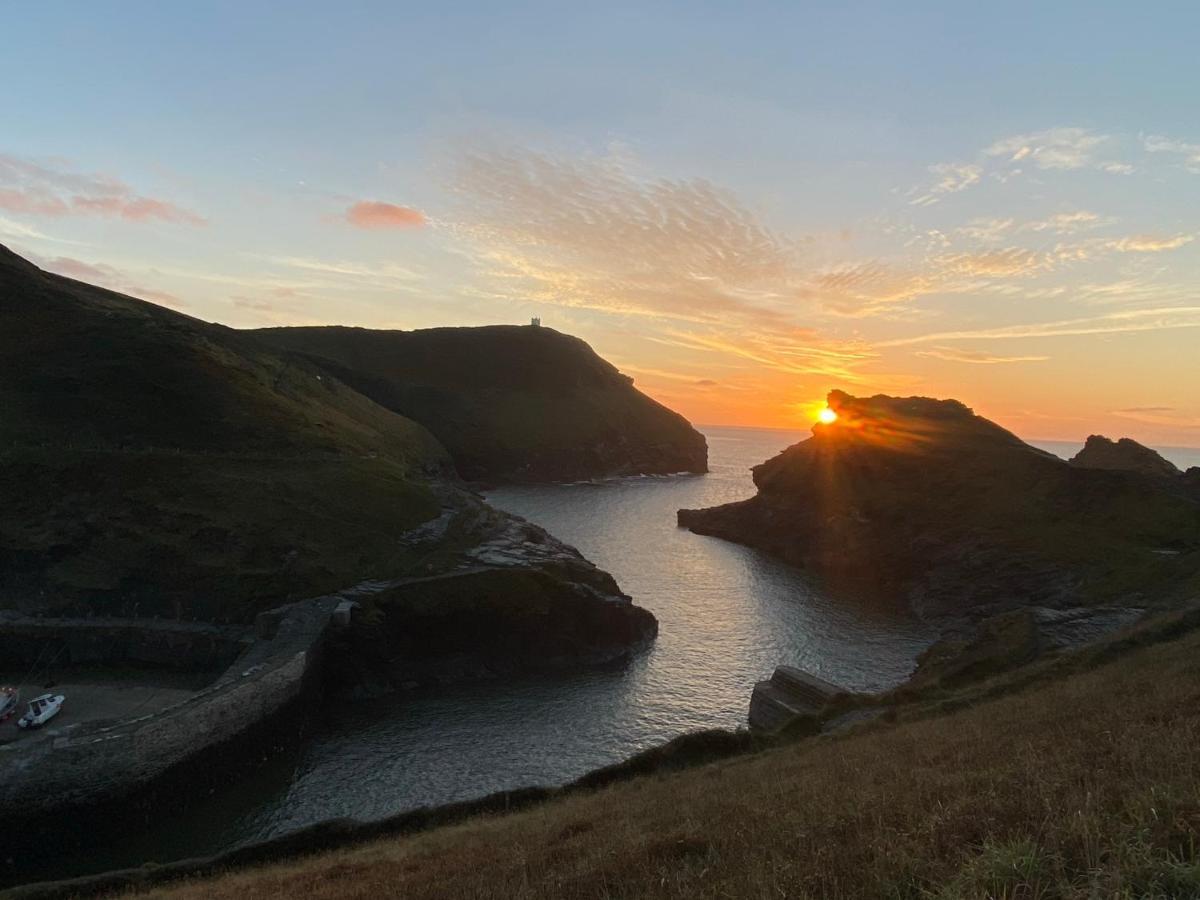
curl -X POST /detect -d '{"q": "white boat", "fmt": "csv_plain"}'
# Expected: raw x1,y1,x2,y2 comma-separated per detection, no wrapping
0,687,18,722
17,693,64,729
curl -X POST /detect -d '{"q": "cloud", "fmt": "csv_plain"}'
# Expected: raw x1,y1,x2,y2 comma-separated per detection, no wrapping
880,306,1200,346
1027,211,1115,234
1143,134,1200,173
958,211,1115,243
1112,407,1200,429
0,153,205,225
911,129,1132,203
985,127,1116,171
263,254,423,281
915,347,1049,364
0,215,57,241
652,329,877,383
1106,233,1194,253
29,252,185,308
910,163,982,205
447,144,806,325
812,247,1050,316
344,200,426,229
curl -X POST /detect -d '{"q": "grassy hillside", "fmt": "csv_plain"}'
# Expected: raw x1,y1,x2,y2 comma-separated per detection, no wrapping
0,245,449,620
250,325,708,482
104,610,1200,899
681,391,1200,620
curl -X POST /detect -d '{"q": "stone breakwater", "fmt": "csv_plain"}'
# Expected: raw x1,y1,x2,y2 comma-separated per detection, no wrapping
0,592,353,875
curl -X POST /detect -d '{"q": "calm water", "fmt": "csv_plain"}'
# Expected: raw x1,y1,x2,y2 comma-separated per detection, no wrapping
45,425,933,880
33,428,1200,883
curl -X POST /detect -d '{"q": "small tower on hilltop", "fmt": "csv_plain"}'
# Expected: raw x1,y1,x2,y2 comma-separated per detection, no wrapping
530,316,542,327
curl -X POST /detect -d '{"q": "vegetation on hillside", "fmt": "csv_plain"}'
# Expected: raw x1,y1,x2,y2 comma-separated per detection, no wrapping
104,608,1200,900
251,324,708,482
0,245,449,620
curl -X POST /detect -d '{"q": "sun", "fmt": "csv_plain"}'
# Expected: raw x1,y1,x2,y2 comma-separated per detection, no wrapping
817,407,838,425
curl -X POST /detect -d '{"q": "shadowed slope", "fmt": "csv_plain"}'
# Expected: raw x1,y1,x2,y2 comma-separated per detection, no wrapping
250,324,708,482
0,244,449,620
680,390,1200,623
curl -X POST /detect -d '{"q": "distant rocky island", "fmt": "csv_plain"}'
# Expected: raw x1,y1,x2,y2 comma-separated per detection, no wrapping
1069,433,1183,477
680,390,1200,633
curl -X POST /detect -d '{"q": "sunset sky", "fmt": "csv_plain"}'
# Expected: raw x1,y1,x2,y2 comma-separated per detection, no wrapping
5,2,1200,446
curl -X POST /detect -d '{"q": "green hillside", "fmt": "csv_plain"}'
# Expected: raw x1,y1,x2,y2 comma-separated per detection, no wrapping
250,324,708,482
0,245,449,621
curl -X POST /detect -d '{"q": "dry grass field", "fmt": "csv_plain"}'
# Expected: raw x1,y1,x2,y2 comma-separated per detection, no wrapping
127,613,1200,900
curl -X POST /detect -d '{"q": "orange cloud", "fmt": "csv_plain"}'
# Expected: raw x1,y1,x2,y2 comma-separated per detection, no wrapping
344,200,426,229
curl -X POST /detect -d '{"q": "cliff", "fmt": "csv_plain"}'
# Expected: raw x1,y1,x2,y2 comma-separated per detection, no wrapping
250,324,708,482
0,244,656,663
679,390,1200,625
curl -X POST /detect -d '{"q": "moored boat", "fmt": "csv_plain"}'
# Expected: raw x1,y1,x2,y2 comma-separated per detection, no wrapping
0,686,18,722
17,693,64,729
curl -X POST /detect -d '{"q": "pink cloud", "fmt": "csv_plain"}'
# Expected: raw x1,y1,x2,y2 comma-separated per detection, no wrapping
0,153,205,225
344,200,426,230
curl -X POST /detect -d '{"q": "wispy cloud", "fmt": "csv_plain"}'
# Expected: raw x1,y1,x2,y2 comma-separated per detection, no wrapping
957,211,1115,243
0,153,205,225
984,127,1121,171
1106,234,1194,253
911,128,1133,204
915,346,1049,364
259,254,424,286
447,144,806,325
1143,134,1200,173
343,200,426,229
1112,406,1200,430
880,306,1200,347
910,163,982,205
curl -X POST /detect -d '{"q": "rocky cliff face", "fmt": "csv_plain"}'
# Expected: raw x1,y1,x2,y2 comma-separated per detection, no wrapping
0,243,657,671
679,390,1200,628
1070,435,1182,477
250,324,708,483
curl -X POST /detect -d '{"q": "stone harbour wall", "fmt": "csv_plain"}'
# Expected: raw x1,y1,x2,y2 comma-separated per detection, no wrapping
0,595,343,852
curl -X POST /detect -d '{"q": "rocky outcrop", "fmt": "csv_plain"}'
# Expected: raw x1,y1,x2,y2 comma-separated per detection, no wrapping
747,666,846,733
680,390,1200,628
325,492,657,693
1069,435,1181,477
250,324,708,483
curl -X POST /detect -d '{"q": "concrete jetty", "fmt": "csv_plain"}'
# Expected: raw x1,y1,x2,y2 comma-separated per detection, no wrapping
748,666,846,733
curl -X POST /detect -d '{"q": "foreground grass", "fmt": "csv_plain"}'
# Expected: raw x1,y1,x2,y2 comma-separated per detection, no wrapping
133,620,1200,899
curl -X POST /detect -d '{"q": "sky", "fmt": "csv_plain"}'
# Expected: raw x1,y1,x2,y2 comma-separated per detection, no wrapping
4,1,1200,446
